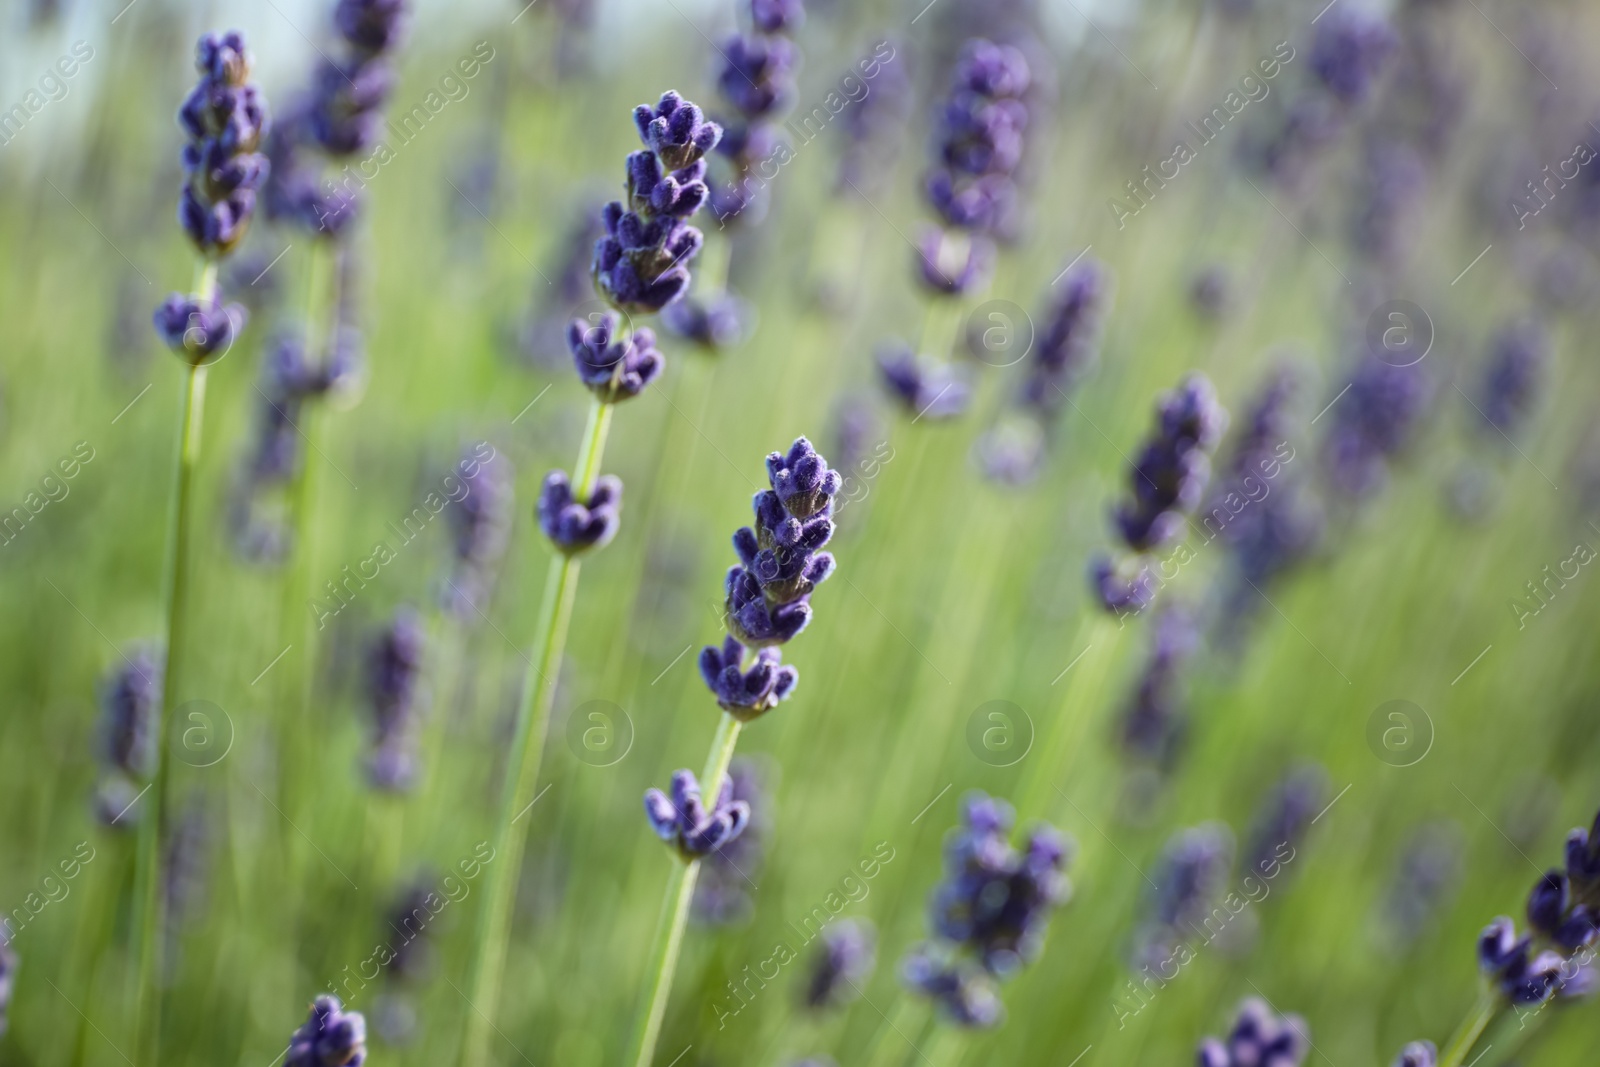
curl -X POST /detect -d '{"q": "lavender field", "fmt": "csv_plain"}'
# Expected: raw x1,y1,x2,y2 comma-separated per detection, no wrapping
2,0,1600,1065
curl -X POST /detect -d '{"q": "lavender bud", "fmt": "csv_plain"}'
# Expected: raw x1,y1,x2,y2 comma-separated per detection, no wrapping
334,0,409,56
286,994,367,1067
1477,320,1546,439
1478,916,1564,1004
1242,764,1327,880
716,34,798,121
634,91,723,171
538,472,622,555
660,292,750,350
365,609,426,792
1391,1041,1437,1067
1021,259,1108,416
153,294,247,366
1118,605,1198,768
699,636,797,721
567,314,663,402
642,768,752,860
99,647,164,780
1309,10,1398,105
1197,999,1310,1067
901,946,1004,1028
917,227,995,295
1321,357,1431,499
806,919,876,1008
177,32,270,257
750,0,804,34
1089,555,1157,617
1113,374,1228,553
1566,809,1600,896
877,343,971,420
444,446,513,618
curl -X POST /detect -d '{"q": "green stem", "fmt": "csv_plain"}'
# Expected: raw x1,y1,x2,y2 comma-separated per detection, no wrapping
1438,990,1502,1067
628,711,744,1067
459,398,612,1067
133,257,216,1063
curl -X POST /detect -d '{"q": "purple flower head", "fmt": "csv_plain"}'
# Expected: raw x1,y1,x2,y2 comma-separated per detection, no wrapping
661,292,750,350
750,0,804,33
1567,809,1600,896
926,169,1016,233
1322,357,1431,499
768,436,843,518
366,608,426,792
99,646,164,780
1391,1041,1437,1067
1118,604,1198,766
635,91,723,171
806,919,876,1008
1243,764,1327,879
1022,259,1108,416
286,995,366,1067
693,757,771,923
901,946,1004,1028
1143,822,1233,942
1478,320,1546,439
918,228,995,295
877,342,971,420
1114,374,1228,553
1351,138,1427,264
954,39,1031,98
538,471,622,555
934,95,1029,178
308,55,396,157
627,151,712,220
1197,999,1310,1067
593,202,703,314
1478,916,1564,1004
153,294,247,366
923,793,1073,979
0,927,13,1035
1526,871,1599,952
334,0,409,56
444,446,514,618
567,313,663,402
1089,555,1157,617
716,33,798,121
176,32,270,257
643,768,752,860
700,636,797,720
1310,9,1398,105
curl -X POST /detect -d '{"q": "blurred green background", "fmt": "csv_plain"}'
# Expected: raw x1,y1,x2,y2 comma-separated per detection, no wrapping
3,0,1600,1064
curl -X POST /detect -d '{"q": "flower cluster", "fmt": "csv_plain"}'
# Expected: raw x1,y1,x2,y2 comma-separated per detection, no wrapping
1321,356,1430,499
1196,999,1310,1067
1136,822,1234,966
705,0,803,228
876,342,971,421
700,636,797,721
176,32,269,257
1091,375,1227,615
153,293,248,366
693,758,770,924
443,445,514,619
918,39,1031,295
1477,319,1546,439
365,609,426,792
538,472,622,556
643,769,753,861
1309,9,1398,106
1019,259,1108,418
567,313,664,403
286,995,367,1067
902,792,1072,1028
1116,604,1197,769
1242,764,1326,881
593,92,721,313
94,647,164,828
805,919,876,1009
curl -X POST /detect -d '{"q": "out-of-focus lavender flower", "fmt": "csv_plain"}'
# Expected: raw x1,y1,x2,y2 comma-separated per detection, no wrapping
1089,556,1157,618
522,206,607,369
99,647,164,780
175,31,270,258
1309,9,1398,105
444,446,513,619
306,0,407,160
644,769,752,860
538,472,622,555
694,757,771,924
1190,265,1231,320
918,226,995,296
0,927,13,1037
1566,809,1600,899
365,609,426,792
1117,604,1197,768
661,292,750,350
750,0,804,33
722,437,840,649
1390,1041,1437,1067
1321,357,1431,499
1242,764,1327,880
1138,822,1233,961
1196,999,1310,1067
1478,916,1565,1004
706,0,804,229
1020,260,1108,418
1381,821,1463,948
925,39,1030,237
699,636,798,720
877,342,971,420
383,880,438,983
1476,320,1546,439
805,919,876,1008
904,792,1072,1026
153,294,248,366
973,414,1047,486
1112,375,1228,554
716,34,798,121
837,41,912,192
568,314,664,402
286,995,367,1067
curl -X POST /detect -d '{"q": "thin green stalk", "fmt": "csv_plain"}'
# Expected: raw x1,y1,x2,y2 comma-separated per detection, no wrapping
628,711,744,1067
1438,989,1501,1067
133,257,217,1064
460,398,612,1067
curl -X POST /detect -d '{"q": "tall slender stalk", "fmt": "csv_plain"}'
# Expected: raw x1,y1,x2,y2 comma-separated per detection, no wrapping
628,710,744,1067
133,257,216,1064
460,397,613,1067
1437,990,1500,1067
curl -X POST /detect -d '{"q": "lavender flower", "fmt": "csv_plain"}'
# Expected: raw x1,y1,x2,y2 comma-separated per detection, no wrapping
917,227,995,295
383,880,438,982
925,39,1030,238
1391,1041,1436,1067
365,609,426,792
805,919,876,1008
643,769,752,860
286,995,366,1067
837,41,912,192
1566,809,1600,897
568,314,664,402
699,636,797,720
308,0,407,156
1381,821,1463,948
153,294,248,366
1020,259,1107,417
175,31,269,257
694,757,770,924
1350,138,1427,266
1478,917,1564,1004
1309,9,1398,105
1197,999,1310,1067
1477,320,1546,439
1137,823,1234,965
722,438,840,649
99,648,164,780
1113,374,1228,553
1089,556,1157,617
716,34,798,121
1242,765,1327,880
0,929,13,1037
444,446,513,619
706,0,804,228
877,343,971,420
661,292,750,350
538,472,622,555
636,91,725,171
904,792,1072,1026
750,0,804,33
1321,357,1430,499
1117,604,1197,767
1525,871,1597,952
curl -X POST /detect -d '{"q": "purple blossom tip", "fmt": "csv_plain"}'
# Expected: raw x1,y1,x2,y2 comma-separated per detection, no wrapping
177,31,269,256
538,471,622,555
699,636,798,720
660,291,751,350
1391,1041,1437,1067
567,313,663,402
286,995,366,1067
750,0,805,34
643,769,752,860
877,343,971,420
1196,998,1309,1067
153,294,247,365
917,228,995,295
636,91,723,170
806,919,876,1009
